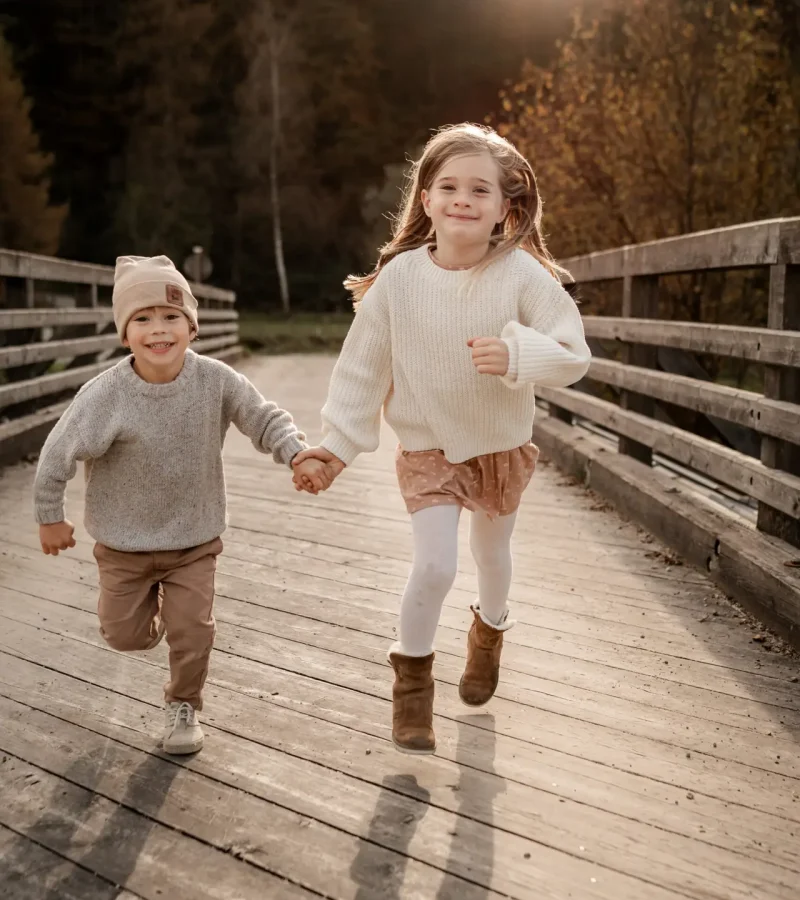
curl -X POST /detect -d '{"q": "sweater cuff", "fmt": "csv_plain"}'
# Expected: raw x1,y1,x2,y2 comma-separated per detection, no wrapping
278,435,308,468
501,337,520,386
501,321,590,387
36,502,66,525
320,432,360,467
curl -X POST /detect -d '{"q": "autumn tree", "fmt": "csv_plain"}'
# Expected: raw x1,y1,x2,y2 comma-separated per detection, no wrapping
0,29,65,253
0,0,128,260
497,0,798,309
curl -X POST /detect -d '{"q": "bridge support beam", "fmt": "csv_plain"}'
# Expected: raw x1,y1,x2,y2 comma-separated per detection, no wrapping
758,264,800,548
618,275,659,465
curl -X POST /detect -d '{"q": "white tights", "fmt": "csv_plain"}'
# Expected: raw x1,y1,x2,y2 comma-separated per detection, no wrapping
397,505,517,657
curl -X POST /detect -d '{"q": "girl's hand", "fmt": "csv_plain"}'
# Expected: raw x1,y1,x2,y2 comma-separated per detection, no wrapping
39,520,76,555
468,337,509,376
292,458,333,494
291,448,346,493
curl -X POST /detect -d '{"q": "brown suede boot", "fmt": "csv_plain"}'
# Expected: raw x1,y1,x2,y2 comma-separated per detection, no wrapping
459,605,510,707
388,647,436,755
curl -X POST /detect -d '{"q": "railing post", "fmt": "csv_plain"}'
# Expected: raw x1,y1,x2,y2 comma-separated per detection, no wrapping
618,274,659,464
757,264,800,548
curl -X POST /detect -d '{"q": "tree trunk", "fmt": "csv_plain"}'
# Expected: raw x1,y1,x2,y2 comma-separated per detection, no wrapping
269,33,290,315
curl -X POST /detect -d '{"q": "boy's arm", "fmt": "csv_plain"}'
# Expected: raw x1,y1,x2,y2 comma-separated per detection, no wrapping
34,400,96,526
224,370,307,466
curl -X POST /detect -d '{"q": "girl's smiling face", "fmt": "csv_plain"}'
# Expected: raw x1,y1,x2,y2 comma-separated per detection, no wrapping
421,152,510,248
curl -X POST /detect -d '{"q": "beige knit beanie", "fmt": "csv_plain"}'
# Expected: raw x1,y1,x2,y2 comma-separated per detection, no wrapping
112,255,199,341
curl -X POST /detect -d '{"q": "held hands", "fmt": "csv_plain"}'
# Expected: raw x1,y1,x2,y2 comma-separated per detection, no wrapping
468,337,509,376
39,520,76,556
292,447,346,494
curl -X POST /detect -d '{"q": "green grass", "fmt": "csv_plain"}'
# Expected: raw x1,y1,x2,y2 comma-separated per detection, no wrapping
237,311,352,354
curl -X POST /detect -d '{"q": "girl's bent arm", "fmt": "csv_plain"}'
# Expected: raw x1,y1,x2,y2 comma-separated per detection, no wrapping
501,277,591,389
319,286,393,466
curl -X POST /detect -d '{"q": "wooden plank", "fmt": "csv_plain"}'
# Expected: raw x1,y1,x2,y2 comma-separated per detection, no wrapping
535,386,800,518
587,357,800,444
192,335,239,355
0,825,141,900
583,317,800,367
758,264,800,548
0,627,791,900
562,218,798,282
0,334,120,369
0,325,237,369
0,249,114,286
0,696,504,900
8,549,797,749
0,656,682,900
0,249,235,303
0,308,114,329
618,275,659,463
532,416,800,646
0,360,115,410
5,540,794,714
0,755,317,900
197,322,238,338
7,555,798,783
0,307,238,330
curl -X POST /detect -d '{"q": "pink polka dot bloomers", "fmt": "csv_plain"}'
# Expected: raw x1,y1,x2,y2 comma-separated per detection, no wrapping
395,443,540,517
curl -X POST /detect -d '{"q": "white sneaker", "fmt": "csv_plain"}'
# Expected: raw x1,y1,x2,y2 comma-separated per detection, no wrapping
162,701,204,755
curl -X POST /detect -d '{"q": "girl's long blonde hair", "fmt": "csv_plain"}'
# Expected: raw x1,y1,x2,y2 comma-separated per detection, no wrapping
346,123,570,303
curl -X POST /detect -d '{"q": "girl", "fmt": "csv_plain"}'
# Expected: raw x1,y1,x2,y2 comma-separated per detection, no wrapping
293,123,591,754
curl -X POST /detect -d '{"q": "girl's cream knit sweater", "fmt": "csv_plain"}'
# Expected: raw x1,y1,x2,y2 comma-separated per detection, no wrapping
320,245,591,465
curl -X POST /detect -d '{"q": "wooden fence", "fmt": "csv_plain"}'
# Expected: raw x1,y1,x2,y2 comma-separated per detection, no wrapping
0,250,241,465
534,217,800,642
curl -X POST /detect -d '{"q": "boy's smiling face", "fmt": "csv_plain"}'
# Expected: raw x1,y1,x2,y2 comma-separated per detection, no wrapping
123,306,193,382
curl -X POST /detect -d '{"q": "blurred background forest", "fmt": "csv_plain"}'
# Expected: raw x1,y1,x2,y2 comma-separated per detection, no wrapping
0,0,798,324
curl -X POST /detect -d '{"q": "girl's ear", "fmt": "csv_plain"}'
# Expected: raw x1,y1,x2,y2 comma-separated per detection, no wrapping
497,197,511,223
420,188,432,218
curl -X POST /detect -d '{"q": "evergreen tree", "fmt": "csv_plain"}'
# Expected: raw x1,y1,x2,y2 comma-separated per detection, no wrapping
0,29,65,253
114,0,216,264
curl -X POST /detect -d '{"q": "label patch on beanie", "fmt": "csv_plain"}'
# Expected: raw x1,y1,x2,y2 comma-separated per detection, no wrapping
165,285,184,307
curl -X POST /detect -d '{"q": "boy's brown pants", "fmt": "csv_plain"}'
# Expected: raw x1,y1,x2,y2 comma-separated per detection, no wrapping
93,537,223,710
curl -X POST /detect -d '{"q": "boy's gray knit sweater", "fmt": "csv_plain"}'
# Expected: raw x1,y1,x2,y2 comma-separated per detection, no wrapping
34,350,307,552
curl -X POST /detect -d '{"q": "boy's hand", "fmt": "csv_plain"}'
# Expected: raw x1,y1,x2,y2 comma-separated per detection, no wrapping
292,457,334,494
39,520,76,556
468,337,509,376
292,447,345,493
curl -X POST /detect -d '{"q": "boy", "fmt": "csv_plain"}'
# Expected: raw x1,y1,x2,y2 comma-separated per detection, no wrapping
34,255,330,754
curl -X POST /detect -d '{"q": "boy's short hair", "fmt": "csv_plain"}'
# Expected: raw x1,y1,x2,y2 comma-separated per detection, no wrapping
113,255,199,341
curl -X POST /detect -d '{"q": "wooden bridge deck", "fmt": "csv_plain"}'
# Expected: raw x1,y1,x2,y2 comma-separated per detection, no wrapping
0,354,798,900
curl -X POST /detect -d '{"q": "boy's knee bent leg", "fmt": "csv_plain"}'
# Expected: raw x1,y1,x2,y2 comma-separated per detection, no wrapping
100,624,155,652
165,616,216,654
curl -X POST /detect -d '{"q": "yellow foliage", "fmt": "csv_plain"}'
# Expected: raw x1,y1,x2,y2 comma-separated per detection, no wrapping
492,0,798,263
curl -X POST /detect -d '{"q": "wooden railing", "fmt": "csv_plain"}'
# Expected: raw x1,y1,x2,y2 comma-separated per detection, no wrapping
534,218,800,642
0,249,241,465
